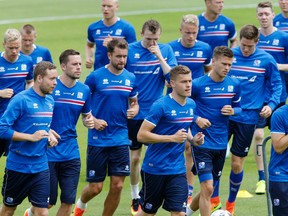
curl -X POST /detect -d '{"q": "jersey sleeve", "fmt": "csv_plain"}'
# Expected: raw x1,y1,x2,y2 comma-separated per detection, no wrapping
144,100,165,127
271,108,286,134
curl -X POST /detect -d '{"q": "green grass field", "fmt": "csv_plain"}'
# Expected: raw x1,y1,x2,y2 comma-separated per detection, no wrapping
0,0,278,215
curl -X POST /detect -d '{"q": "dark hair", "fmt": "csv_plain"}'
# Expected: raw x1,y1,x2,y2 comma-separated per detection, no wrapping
213,46,234,60
59,49,80,64
20,24,36,34
240,24,259,42
257,1,273,10
107,38,128,54
141,19,162,34
170,65,191,81
34,61,56,81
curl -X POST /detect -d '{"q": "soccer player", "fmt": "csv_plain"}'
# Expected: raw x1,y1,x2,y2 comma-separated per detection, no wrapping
20,24,53,68
252,1,288,195
0,28,34,157
25,50,94,216
125,19,177,215
168,14,212,204
85,0,136,70
273,0,288,32
197,0,238,51
0,61,58,216
215,25,282,215
136,65,205,216
73,38,139,216
269,104,288,216
186,46,241,216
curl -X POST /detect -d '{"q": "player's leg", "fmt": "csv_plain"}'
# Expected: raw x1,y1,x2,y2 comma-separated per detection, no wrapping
185,140,195,205
103,145,130,215
128,119,144,215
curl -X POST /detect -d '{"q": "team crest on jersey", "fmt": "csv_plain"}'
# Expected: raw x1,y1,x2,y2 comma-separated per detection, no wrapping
77,92,83,99
197,51,203,57
233,57,237,63
103,79,109,84
0,67,4,72
253,60,261,67
125,79,130,86
55,90,60,96
134,53,140,59
115,29,122,35
272,39,279,46
200,25,205,31
275,21,280,27
96,29,100,35
228,85,234,92
33,103,38,109
36,57,43,63
205,87,210,93
171,110,177,116
21,64,27,71
190,108,194,116
47,102,53,110
174,51,180,57
220,24,225,30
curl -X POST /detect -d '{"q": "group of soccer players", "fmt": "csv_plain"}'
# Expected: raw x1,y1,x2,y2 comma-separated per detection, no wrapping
1,0,288,216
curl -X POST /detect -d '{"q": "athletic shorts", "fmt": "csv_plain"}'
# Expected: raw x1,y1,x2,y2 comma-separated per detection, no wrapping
191,146,226,183
269,181,288,216
139,171,187,214
86,145,130,182
128,119,144,150
2,169,50,208
229,120,256,157
49,159,80,205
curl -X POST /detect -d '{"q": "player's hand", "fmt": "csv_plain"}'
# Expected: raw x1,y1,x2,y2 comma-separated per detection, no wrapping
94,118,108,131
221,105,234,116
148,43,162,58
0,88,14,98
48,129,60,147
83,113,95,129
127,102,139,119
173,129,188,144
30,130,49,142
191,132,205,146
103,34,113,47
196,117,211,129
86,58,94,69
260,105,272,118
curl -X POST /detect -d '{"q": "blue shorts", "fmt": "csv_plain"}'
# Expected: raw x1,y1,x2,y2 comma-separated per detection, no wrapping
2,169,50,208
269,181,288,216
191,146,226,183
49,159,80,205
229,120,256,157
86,145,130,182
128,119,144,150
139,171,187,214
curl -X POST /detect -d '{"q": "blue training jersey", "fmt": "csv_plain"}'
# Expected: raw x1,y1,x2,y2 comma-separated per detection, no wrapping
47,77,91,162
274,13,288,33
141,94,196,175
257,29,288,103
228,47,282,124
197,13,237,51
191,74,241,149
21,44,53,68
0,52,33,115
0,88,54,173
87,17,136,70
85,66,138,147
126,41,177,119
168,39,212,79
269,105,288,182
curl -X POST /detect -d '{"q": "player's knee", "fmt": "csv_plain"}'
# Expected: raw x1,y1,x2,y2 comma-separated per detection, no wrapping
89,183,103,195
231,161,243,173
130,154,141,166
254,129,264,142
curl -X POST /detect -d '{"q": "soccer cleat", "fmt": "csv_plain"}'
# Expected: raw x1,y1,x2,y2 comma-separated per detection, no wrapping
131,198,141,216
23,209,29,216
73,205,86,216
255,180,266,194
225,201,235,215
211,202,222,213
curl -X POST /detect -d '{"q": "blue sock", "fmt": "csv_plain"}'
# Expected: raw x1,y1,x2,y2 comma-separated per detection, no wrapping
188,185,194,196
211,180,219,197
228,170,243,203
258,170,265,181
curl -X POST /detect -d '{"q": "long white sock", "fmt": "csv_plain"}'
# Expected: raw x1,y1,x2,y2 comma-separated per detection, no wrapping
186,205,194,216
76,198,87,210
130,183,140,199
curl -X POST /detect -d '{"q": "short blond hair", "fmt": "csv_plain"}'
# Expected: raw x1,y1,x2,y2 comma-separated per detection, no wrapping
181,14,199,27
4,29,21,43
